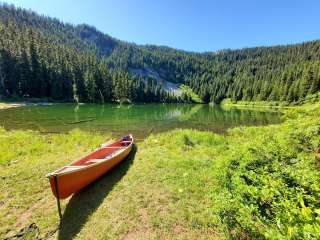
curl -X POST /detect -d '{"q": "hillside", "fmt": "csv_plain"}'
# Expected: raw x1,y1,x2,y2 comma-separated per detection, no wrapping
0,3,320,103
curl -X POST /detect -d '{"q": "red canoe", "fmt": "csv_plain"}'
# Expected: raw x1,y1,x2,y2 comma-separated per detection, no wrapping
47,134,133,199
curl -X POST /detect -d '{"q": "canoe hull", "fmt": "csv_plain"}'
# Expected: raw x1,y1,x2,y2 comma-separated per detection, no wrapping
48,136,133,199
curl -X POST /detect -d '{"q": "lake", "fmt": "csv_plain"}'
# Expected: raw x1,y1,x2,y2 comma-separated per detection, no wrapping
0,104,281,139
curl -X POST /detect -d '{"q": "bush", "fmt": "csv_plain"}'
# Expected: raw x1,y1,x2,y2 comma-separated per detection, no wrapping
217,104,320,239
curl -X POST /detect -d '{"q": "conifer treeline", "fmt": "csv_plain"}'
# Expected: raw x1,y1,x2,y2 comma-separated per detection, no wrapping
116,43,320,103
0,17,178,103
0,4,320,103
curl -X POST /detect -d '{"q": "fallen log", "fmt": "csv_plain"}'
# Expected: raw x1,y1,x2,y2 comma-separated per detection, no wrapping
67,118,96,124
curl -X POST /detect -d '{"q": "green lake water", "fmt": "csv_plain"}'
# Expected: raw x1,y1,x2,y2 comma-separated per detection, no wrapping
0,104,281,139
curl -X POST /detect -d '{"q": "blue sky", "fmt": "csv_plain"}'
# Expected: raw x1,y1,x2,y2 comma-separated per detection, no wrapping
3,0,320,52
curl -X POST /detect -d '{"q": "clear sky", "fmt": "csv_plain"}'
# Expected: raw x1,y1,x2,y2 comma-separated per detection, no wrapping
3,0,320,52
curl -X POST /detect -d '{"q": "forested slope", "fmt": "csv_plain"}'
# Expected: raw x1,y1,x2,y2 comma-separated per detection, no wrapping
0,3,320,103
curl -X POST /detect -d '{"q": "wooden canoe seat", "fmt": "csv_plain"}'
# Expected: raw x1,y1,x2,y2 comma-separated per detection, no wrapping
87,152,117,163
87,159,105,163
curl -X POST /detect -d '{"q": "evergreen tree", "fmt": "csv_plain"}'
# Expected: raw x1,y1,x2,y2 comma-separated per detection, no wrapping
0,4,319,104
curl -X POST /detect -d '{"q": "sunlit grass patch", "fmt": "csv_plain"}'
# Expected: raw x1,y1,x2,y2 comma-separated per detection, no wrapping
75,129,226,239
0,129,106,238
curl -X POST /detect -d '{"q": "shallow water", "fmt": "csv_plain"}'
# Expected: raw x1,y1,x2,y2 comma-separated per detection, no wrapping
0,103,281,139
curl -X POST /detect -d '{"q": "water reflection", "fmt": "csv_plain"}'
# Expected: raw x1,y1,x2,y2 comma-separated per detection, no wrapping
0,104,282,138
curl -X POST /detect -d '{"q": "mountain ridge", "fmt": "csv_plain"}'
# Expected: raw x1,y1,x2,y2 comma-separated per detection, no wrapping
0,3,319,103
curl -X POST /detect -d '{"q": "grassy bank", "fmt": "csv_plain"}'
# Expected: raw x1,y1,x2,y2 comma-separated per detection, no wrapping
1,103,320,239
220,98,291,108
221,92,320,109
180,84,203,103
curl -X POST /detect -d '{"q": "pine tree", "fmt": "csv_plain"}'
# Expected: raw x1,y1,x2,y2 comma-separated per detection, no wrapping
299,65,313,98
19,47,31,96
29,30,41,97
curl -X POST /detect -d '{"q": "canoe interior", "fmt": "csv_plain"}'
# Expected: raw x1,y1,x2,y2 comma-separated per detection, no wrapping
54,135,133,175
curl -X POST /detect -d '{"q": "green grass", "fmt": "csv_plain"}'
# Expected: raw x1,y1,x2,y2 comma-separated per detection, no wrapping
1,103,320,239
214,104,320,239
180,84,203,103
0,129,107,239
0,129,226,239
221,92,320,108
220,98,291,108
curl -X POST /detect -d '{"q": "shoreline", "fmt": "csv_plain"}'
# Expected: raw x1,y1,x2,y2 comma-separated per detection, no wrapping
0,102,28,110
220,99,294,109
0,99,292,110
0,101,55,110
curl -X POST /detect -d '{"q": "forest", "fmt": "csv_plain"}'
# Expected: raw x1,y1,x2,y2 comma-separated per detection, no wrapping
0,3,320,103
